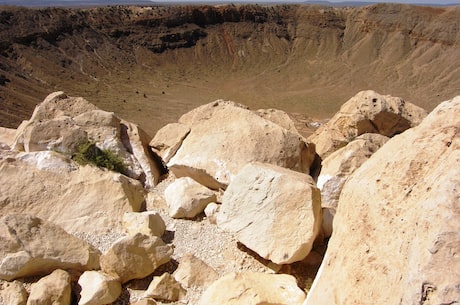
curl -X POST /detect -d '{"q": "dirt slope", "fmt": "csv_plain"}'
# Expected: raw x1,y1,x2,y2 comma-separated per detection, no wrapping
0,3,459,136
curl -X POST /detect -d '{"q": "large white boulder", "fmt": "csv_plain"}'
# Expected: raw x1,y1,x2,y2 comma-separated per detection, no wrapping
164,100,315,189
0,150,145,234
0,214,100,281
305,96,460,305
217,162,322,264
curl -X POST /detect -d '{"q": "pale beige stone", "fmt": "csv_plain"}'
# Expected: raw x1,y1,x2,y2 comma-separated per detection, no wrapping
174,253,219,288
0,214,100,281
305,96,460,305
165,177,217,219
129,299,157,305
0,152,145,234
217,162,322,264
143,273,186,302
100,233,173,284
26,269,71,305
317,133,389,236
0,281,28,305
308,90,427,158
149,123,190,163
255,108,299,133
204,202,220,225
199,272,306,305
78,271,121,305
123,211,166,237
167,100,315,189
0,127,17,149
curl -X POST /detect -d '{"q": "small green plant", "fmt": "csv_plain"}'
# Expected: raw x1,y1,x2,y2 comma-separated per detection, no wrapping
72,142,126,174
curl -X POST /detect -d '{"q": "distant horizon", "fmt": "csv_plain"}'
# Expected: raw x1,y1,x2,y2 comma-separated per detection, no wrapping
0,0,459,6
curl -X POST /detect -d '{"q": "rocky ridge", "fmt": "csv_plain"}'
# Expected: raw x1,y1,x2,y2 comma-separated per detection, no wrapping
0,90,459,304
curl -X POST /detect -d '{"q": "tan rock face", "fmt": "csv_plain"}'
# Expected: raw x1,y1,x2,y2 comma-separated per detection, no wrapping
78,271,122,305
123,211,166,237
199,272,306,305
305,96,460,305
217,162,322,264
0,281,28,305
26,269,71,305
318,133,389,237
149,123,190,164
0,215,100,281
0,127,18,149
173,253,219,289
100,233,173,284
144,273,186,302
164,177,217,219
11,91,163,189
308,90,427,158
0,151,145,234
166,100,315,189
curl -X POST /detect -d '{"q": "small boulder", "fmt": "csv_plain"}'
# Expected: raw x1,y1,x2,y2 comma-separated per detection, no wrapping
173,253,219,288
0,281,28,305
308,90,427,158
100,233,173,284
199,272,306,305
217,162,322,264
164,177,217,219
26,269,71,305
204,202,220,225
143,273,186,302
78,271,122,305
0,214,100,281
0,126,17,149
123,211,166,237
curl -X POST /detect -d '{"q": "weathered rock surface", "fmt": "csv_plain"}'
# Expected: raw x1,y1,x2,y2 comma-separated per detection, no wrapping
123,211,166,237
199,272,306,305
305,96,460,305
100,233,173,284
0,215,100,281
129,299,157,305
318,133,389,237
174,253,219,289
217,162,322,264
11,91,163,189
166,100,315,189
0,281,28,305
149,123,190,164
308,90,427,158
26,269,71,305
203,202,220,225
78,271,122,305
0,127,18,149
144,273,186,302
0,151,145,234
164,177,217,218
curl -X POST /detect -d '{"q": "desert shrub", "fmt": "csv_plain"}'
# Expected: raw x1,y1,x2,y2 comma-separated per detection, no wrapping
72,142,126,174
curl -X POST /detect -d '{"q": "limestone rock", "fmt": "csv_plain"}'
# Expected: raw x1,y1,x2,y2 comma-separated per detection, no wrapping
204,202,220,225
199,272,306,305
100,233,173,284
0,281,28,305
123,211,166,237
78,271,122,305
217,162,322,264
305,96,460,305
174,253,219,289
26,269,71,305
308,90,427,158
164,177,217,219
0,151,145,234
166,100,315,189
149,123,190,164
144,273,186,302
0,214,100,281
10,91,163,188
255,108,299,133
129,299,157,305
318,133,389,237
